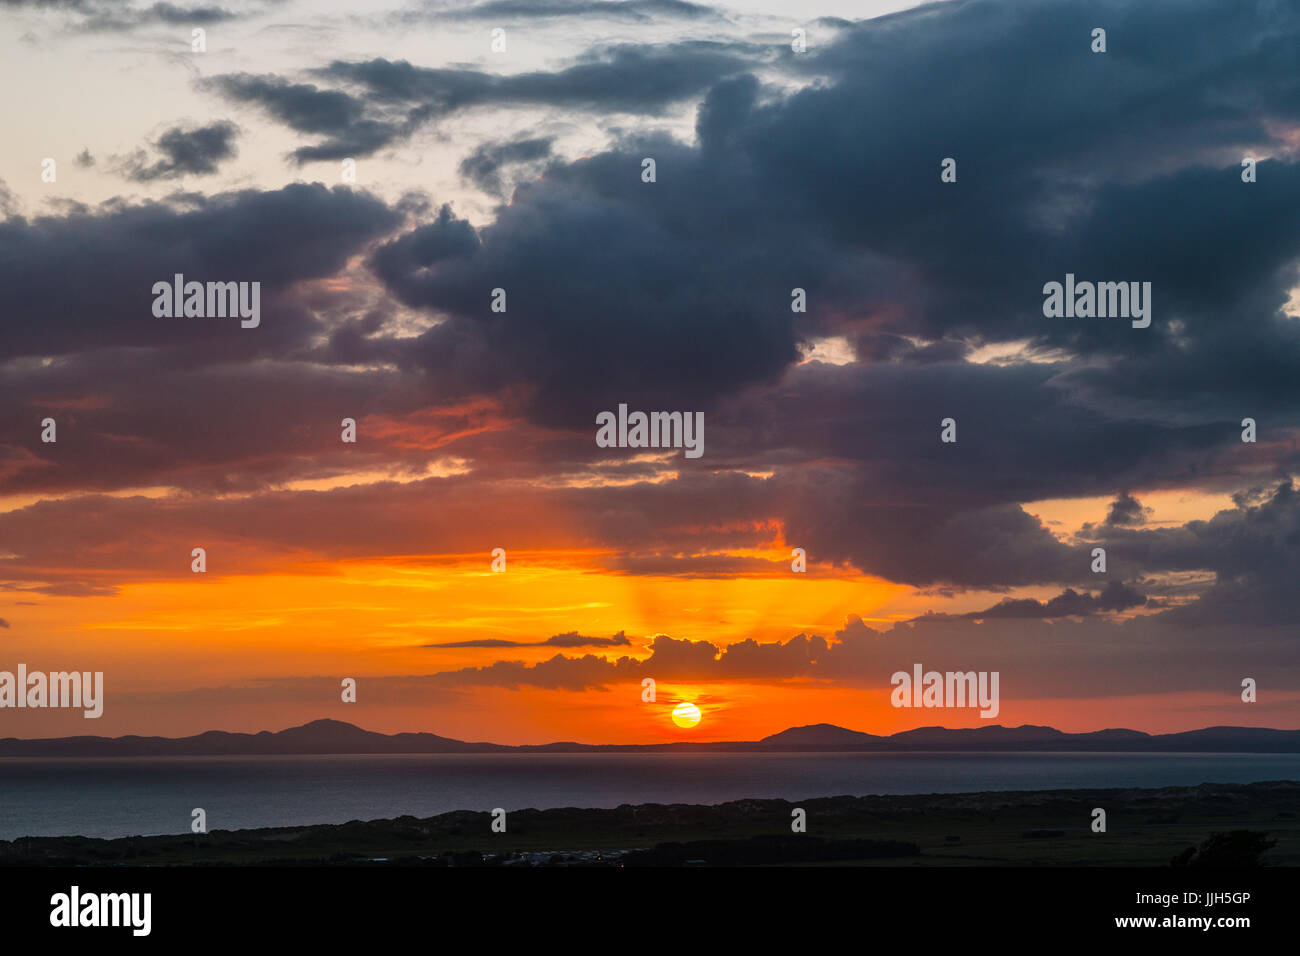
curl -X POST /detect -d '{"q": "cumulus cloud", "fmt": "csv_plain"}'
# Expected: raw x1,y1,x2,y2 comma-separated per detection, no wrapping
117,121,240,181
1105,492,1152,527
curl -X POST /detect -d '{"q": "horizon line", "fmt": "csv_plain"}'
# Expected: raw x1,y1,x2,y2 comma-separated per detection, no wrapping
5,716,1300,748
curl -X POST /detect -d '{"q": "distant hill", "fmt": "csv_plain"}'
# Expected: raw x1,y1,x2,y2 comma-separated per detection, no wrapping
0,720,494,757
2,718,1299,756
759,723,887,748
758,723,1300,752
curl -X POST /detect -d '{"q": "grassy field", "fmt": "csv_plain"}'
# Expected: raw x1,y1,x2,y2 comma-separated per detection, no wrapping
2,780,1295,866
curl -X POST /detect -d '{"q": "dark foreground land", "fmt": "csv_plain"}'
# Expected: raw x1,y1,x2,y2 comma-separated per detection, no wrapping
2,780,1296,867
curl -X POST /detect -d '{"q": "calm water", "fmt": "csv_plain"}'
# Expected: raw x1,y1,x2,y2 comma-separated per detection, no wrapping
1,751,1296,840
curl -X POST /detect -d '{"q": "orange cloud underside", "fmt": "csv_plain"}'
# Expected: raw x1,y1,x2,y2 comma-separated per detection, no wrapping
2,484,1277,742
5,553,908,734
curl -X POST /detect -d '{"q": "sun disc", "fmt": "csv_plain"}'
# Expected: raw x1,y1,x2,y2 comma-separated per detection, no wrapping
671,701,701,728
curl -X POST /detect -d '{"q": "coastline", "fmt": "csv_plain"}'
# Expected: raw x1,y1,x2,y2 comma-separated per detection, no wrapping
3,780,1295,867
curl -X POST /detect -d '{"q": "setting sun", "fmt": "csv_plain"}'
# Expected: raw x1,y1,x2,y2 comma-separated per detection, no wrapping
671,701,701,729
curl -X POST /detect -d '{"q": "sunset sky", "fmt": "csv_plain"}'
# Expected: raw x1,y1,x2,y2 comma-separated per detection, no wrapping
2,0,1299,743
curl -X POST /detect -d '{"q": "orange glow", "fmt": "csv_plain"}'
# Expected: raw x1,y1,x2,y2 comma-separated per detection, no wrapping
3,491,1293,742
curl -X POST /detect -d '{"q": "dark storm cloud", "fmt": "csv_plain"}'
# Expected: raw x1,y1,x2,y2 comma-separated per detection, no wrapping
678,358,1265,588
119,121,240,180
944,580,1149,619
0,179,420,506
369,121,885,423
103,599,1300,702
0,467,778,584
1106,492,1151,527
6,0,1300,621
813,613,1298,699
0,354,1257,595
337,0,1300,611
740,0,1300,405
1088,480,1300,627
417,609,1298,698
0,356,446,497
364,0,1300,428
0,182,402,360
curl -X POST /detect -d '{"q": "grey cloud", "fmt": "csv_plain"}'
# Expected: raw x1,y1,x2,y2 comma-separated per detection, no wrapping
119,121,239,181
458,136,553,196
952,581,1148,619
425,630,632,649
417,0,722,23
415,610,1298,698
2,0,277,32
1106,492,1151,527
206,43,760,162
0,182,403,361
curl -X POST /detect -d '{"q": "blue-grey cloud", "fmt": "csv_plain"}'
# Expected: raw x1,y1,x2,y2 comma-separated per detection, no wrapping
119,121,240,181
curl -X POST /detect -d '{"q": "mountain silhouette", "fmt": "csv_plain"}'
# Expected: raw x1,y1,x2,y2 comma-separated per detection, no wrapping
1,719,1298,756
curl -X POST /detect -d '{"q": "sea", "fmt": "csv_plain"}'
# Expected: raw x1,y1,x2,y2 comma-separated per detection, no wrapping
1,751,1297,841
